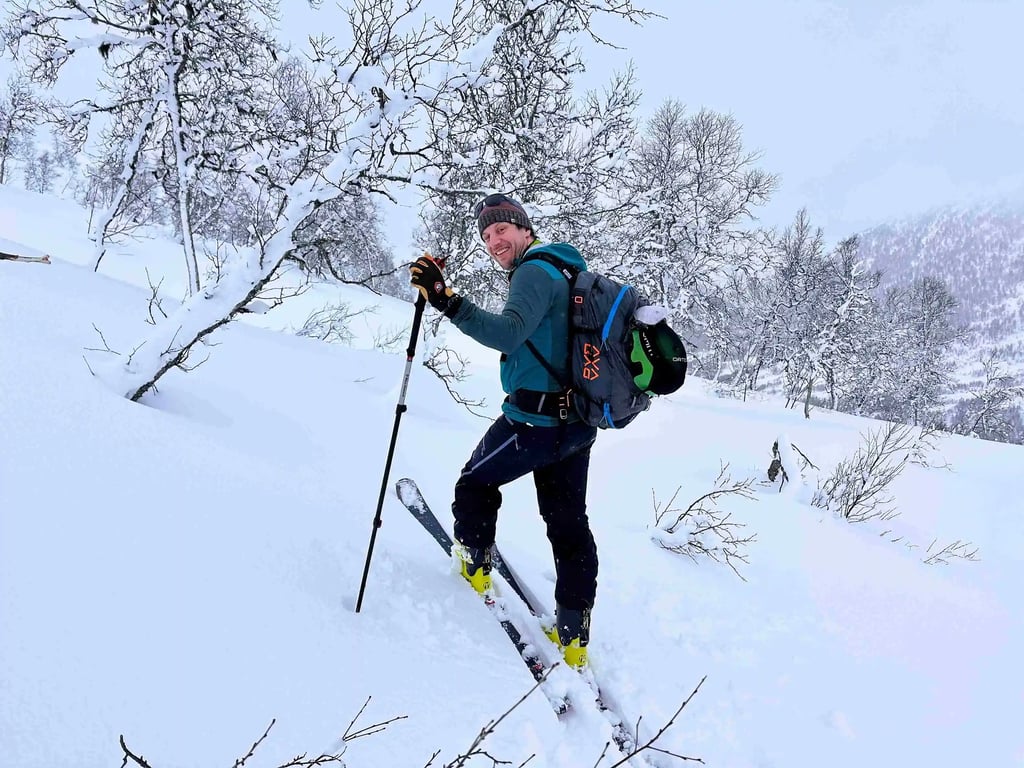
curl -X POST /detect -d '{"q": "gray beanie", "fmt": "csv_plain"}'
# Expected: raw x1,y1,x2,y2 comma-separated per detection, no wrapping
475,195,532,236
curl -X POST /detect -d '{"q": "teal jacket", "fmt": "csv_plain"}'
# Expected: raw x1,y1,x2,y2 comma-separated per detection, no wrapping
450,241,587,426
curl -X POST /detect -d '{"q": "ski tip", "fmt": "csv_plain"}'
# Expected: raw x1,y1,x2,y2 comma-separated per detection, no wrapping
395,478,422,507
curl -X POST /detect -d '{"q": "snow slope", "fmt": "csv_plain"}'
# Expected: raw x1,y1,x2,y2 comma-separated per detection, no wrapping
2,185,1022,768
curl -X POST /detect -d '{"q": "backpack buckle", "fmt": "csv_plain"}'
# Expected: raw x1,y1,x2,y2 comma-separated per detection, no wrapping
558,392,572,421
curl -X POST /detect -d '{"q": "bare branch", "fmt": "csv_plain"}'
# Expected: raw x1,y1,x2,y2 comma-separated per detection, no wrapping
652,469,757,580
424,341,490,419
604,676,708,767
812,422,943,523
922,538,980,566
233,719,276,768
444,667,552,768
342,695,409,742
119,734,154,768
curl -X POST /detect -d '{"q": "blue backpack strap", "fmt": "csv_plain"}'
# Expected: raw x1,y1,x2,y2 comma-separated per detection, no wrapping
516,250,577,398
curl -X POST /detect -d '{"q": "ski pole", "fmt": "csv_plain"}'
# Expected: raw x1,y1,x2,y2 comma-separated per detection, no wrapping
355,279,428,613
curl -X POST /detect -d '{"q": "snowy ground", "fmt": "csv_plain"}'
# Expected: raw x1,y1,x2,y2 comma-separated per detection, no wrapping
2,185,1022,768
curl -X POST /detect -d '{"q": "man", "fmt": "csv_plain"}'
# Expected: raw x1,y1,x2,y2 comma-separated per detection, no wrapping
409,194,598,670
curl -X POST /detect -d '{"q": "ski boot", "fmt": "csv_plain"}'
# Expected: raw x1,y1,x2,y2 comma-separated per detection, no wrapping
452,541,493,596
545,604,591,671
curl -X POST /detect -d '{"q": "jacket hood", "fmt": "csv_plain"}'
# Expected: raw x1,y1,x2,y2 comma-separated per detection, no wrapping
515,241,587,272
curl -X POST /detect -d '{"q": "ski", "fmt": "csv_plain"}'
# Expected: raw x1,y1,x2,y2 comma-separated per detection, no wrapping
395,478,649,761
395,478,568,714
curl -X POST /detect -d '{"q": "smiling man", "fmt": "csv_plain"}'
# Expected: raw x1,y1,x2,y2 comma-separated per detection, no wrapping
409,194,599,670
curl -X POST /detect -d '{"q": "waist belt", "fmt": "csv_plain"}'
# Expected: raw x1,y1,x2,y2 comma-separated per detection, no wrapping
508,389,572,421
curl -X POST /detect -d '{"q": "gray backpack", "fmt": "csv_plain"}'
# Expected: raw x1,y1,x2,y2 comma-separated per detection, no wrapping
524,254,678,429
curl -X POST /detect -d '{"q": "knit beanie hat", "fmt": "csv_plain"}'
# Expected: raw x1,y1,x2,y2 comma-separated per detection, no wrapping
475,194,533,237
629,321,688,395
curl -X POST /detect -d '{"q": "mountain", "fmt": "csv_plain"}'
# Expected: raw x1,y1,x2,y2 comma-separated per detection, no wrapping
856,200,1024,364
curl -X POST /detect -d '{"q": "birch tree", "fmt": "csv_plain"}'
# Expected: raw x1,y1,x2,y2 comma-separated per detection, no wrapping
0,73,38,184
4,0,279,294
948,351,1024,442
623,100,778,351
65,0,651,402
719,211,877,415
416,0,650,306
880,277,964,426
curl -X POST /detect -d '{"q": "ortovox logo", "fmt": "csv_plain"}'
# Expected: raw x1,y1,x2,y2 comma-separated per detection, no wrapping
582,343,601,380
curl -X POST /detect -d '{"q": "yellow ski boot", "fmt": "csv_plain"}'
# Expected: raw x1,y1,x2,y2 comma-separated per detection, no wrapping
452,542,493,596
546,605,591,671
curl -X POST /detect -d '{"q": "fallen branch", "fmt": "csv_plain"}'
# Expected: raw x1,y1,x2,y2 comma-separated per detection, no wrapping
653,469,757,580
0,251,51,264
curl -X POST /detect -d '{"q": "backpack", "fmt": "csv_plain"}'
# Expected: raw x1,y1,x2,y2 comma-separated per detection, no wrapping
522,252,687,429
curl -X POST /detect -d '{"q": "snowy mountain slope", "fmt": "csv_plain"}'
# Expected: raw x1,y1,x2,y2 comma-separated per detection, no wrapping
2,186,1023,768
858,200,1024,375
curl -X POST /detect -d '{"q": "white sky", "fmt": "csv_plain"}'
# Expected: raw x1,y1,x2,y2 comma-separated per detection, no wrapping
2,185,1023,768
582,0,1024,236
4,0,1022,243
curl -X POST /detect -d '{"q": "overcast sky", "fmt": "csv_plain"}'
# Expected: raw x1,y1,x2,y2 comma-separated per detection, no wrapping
584,0,1024,238
4,0,1022,243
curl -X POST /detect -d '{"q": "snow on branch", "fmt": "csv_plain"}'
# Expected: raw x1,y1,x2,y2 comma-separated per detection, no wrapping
811,422,944,523
651,466,757,580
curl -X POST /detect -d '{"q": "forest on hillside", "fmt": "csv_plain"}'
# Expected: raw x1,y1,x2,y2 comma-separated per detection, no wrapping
2,0,1021,442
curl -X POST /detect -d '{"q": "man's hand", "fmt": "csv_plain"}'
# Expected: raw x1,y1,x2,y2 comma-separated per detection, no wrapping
410,255,462,317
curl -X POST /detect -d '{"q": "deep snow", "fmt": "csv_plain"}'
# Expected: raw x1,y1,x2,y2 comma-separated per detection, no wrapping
2,185,1022,768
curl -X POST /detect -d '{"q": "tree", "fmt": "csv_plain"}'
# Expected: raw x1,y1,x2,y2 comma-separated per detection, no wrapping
803,236,881,415
622,101,778,358
947,351,1024,443
416,1,649,307
0,73,38,184
22,147,53,193
716,212,879,417
881,277,964,426
5,0,280,294
68,0,653,402
292,186,403,297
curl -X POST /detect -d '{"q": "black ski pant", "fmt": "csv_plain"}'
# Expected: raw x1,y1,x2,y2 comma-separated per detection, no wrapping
452,414,599,610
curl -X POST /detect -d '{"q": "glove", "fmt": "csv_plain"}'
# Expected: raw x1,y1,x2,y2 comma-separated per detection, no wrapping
410,254,463,317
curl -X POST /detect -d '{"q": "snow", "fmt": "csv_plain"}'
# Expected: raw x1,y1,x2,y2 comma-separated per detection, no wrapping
0,236,48,259
2,184,1023,767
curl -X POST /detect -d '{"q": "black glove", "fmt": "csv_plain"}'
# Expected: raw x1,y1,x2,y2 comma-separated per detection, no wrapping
410,255,463,317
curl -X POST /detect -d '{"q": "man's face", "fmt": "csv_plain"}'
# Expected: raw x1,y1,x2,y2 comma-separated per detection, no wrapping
481,222,533,270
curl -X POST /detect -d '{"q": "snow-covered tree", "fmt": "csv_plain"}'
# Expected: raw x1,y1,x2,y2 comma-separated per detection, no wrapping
75,134,168,238
0,73,38,184
64,0,652,402
804,236,881,415
718,212,879,417
4,0,279,294
415,1,649,305
947,351,1024,442
292,186,402,297
857,276,965,426
22,147,53,193
621,100,778,350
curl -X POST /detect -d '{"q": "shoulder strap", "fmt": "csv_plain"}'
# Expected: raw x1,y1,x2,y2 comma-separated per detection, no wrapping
525,338,569,390
517,250,576,391
520,248,580,281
